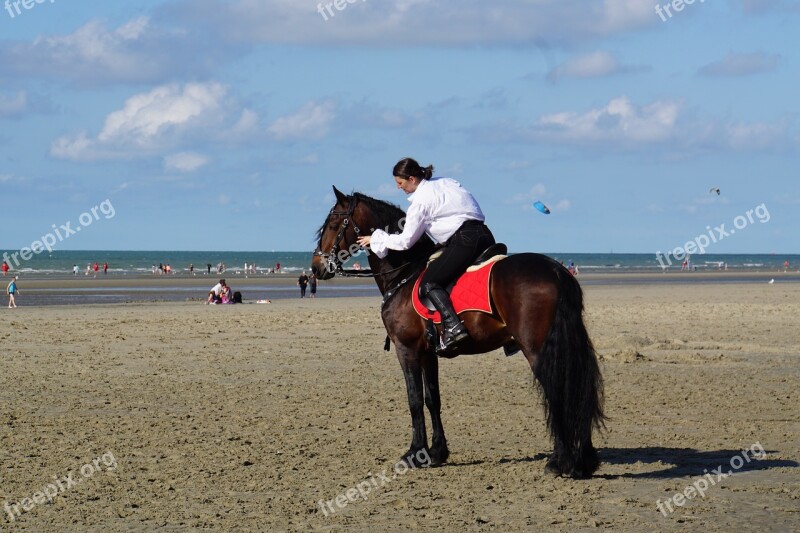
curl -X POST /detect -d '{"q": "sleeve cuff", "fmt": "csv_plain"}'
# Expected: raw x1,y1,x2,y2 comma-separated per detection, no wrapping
369,230,390,259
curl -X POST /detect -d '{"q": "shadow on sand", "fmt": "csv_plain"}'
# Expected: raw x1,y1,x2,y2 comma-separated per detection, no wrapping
446,448,798,479
596,446,798,479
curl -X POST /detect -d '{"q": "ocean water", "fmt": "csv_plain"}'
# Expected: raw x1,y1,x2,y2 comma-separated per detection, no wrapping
1,250,798,276
1,251,318,276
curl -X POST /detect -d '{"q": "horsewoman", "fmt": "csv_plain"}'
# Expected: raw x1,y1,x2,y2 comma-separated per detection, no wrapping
357,157,495,354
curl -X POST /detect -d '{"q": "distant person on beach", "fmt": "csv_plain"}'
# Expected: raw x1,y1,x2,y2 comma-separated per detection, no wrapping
86,263,91,276
1,261,8,277
567,259,578,276
309,273,317,298
93,262,99,277
6,276,18,308
189,263,195,275
206,263,212,275
220,284,233,304
207,279,227,304
276,262,281,273
298,271,309,298
785,260,790,272
73,264,79,276
103,262,108,275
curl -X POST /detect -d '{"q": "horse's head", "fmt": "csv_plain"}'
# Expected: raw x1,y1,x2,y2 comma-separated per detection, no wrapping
312,186,369,280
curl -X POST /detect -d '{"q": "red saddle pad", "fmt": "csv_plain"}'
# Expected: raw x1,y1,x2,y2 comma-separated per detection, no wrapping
412,259,501,324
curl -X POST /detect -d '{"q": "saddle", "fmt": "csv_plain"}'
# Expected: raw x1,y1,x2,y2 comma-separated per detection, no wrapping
413,243,508,319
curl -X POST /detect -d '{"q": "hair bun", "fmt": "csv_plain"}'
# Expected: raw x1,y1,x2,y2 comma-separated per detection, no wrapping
421,165,434,180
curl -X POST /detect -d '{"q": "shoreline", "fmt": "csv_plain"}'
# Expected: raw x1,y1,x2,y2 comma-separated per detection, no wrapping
3,270,798,307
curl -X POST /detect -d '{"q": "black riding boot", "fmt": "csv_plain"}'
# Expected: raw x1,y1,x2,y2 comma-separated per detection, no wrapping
425,286,469,355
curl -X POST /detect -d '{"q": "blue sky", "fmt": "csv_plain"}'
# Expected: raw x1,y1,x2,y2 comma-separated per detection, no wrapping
1,0,798,253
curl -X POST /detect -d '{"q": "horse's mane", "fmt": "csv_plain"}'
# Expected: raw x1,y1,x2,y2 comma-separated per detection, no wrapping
352,192,406,234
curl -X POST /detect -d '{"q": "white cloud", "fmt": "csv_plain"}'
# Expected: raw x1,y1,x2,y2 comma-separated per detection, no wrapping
535,96,681,144
740,0,800,14
268,101,336,141
0,91,27,117
547,51,645,81
170,0,655,46
1,17,232,85
512,184,548,203
164,152,210,172
724,120,789,150
51,82,244,161
552,199,571,211
489,96,797,154
698,51,780,77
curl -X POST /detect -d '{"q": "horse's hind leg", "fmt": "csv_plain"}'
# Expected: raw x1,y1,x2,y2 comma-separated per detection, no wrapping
421,352,449,465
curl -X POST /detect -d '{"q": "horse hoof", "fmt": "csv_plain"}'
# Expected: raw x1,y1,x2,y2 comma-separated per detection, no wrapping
429,445,449,466
544,456,562,476
400,448,433,468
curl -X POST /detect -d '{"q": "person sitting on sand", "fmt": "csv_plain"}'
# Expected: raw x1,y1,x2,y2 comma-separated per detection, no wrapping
220,284,233,304
207,279,227,304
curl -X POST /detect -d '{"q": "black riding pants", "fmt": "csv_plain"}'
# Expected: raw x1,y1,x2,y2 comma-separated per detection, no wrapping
420,220,495,295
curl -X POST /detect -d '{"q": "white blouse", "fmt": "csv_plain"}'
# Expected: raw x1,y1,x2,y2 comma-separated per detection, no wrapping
369,177,485,259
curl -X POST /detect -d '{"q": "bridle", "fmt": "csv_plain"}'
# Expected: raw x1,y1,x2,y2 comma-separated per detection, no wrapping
315,194,430,319
314,196,372,277
314,196,418,282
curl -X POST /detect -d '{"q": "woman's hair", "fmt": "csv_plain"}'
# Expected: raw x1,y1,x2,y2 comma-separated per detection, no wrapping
393,158,434,181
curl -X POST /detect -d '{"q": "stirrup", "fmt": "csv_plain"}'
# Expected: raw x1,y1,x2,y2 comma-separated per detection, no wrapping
436,323,469,355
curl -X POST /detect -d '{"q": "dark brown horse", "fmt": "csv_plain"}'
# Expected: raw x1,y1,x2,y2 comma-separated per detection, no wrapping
312,187,605,478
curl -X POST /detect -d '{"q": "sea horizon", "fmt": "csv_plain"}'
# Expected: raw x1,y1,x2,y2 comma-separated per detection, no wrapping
2,250,798,277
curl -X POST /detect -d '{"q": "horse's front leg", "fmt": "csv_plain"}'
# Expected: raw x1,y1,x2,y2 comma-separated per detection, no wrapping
396,344,430,466
421,351,449,465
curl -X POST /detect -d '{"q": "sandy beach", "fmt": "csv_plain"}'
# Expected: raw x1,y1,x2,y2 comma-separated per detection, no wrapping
1,280,798,531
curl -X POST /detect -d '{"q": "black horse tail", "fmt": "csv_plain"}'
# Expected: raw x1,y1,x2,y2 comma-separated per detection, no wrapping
536,266,606,477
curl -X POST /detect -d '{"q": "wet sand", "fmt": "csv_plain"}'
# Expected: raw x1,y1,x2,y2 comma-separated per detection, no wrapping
8,270,800,306
1,281,798,531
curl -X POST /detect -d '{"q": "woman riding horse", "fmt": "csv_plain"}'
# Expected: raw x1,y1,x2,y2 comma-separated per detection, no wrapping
357,157,495,354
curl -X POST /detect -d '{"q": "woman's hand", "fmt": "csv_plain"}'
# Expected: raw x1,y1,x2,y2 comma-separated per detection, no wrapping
357,236,371,247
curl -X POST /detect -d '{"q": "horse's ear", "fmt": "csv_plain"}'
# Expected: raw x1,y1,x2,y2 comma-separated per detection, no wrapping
332,186,349,205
